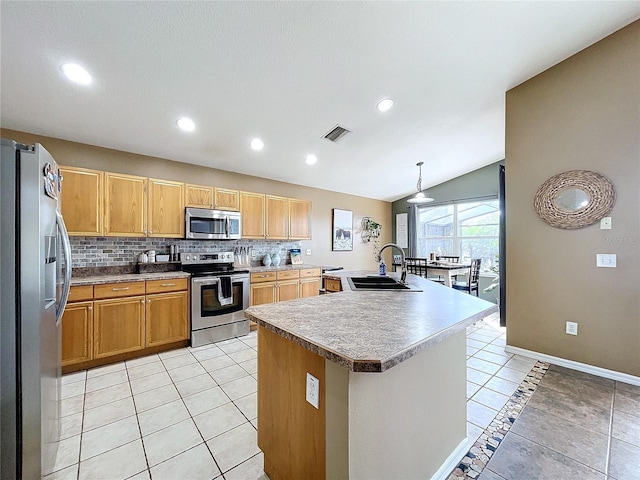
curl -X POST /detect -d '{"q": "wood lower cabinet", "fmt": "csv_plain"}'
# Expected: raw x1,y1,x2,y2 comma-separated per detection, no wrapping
250,282,277,306
93,296,146,359
324,277,342,293
61,301,93,366
277,279,299,302
300,278,322,298
145,291,188,347
185,184,213,208
59,166,103,236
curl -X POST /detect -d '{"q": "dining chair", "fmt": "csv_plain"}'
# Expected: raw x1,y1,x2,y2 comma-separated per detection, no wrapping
452,258,482,296
405,258,428,277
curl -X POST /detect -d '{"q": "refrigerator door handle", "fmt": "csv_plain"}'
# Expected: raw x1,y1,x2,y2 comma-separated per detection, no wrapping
56,210,72,323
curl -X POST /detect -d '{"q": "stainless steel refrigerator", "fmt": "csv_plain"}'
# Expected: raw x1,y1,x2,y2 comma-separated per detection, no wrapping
1,139,72,479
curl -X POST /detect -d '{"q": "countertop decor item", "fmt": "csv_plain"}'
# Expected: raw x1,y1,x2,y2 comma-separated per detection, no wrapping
361,217,381,243
271,252,281,267
533,170,615,229
262,253,272,266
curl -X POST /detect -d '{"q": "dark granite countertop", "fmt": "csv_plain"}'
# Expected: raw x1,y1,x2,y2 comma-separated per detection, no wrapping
245,271,498,373
247,264,323,273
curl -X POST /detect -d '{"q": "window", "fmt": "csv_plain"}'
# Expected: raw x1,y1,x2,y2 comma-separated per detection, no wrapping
416,198,499,272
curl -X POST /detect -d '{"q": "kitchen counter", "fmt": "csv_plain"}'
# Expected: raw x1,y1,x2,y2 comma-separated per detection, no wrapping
246,271,497,372
246,271,498,480
70,271,190,286
247,264,322,273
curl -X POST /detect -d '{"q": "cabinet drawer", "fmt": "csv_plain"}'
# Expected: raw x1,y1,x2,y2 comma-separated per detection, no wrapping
325,278,342,292
146,278,189,294
251,271,277,283
94,281,146,299
276,270,300,280
299,268,321,278
68,285,93,302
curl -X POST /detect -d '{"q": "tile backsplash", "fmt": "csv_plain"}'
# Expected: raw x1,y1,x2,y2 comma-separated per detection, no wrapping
70,237,302,268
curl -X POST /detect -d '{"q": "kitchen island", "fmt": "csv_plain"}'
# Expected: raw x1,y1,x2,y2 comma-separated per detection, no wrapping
244,271,498,480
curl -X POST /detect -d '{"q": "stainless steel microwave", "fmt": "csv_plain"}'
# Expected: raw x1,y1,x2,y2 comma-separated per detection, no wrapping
185,208,241,240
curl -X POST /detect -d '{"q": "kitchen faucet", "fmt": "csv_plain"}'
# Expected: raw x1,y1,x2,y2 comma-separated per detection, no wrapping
377,243,407,285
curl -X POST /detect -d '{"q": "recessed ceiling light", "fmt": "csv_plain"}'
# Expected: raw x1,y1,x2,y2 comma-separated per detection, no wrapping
305,154,317,165
376,98,394,112
176,117,196,132
60,63,92,85
250,138,264,151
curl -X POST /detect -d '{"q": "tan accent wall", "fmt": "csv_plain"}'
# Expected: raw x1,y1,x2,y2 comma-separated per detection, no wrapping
505,21,639,376
1,129,391,270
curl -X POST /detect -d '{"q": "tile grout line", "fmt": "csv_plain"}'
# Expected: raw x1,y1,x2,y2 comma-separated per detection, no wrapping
603,383,615,477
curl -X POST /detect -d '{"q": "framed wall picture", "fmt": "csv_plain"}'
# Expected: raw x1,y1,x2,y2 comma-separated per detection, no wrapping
332,208,353,251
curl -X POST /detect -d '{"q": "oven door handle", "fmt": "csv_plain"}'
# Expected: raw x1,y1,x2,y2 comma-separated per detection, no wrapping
192,278,220,285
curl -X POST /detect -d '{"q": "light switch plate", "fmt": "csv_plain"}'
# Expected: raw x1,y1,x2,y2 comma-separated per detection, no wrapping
600,217,612,229
596,254,616,268
306,373,319,409
305,249,312,256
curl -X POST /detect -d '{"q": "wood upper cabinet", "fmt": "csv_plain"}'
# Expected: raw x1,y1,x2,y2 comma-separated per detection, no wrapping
59,166,103,236
240,191,265,239
185,184,213,209
93,296,146,358
148,178,184,238
145,291,188,347
289,198,312,240
214,188,240,211
266,195,289,240
61,301,93,366
104,173,147,237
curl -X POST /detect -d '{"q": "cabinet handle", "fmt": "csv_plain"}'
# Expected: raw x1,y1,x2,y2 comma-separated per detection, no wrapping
88,306,93,311
161,283,176,287
147,300,151,303
112,287,130,291
140,299,145,304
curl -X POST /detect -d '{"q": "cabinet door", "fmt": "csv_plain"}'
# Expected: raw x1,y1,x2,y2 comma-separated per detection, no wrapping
145,291,188,347
104,173,147,237
240,191,265,239
288,198,311,240
300,278,321,298
214,188,240,211
250,282,276,306
59,166,103,236
185,184,213,208
61,301,93,366
266,195,289,240
148,178,185,238
277,280,299,302
93,296,145,358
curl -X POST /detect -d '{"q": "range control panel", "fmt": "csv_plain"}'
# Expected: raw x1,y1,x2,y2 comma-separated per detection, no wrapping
180,251,234,265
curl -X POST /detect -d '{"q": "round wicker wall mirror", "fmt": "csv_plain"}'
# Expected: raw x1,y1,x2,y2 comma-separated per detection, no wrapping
533,170,615,229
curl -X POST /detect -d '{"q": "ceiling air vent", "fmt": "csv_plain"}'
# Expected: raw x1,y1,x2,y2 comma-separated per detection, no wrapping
323,125,352,143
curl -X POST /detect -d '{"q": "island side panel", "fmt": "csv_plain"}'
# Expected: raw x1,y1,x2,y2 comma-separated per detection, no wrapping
257,326,326,480
347,331,467,480
325,359,349,480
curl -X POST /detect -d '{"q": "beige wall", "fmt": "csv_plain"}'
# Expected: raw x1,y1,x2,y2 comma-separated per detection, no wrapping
1,128,392,270
505,21,639,376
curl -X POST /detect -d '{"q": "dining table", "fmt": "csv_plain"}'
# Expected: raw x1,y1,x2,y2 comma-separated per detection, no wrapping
426,261,471,287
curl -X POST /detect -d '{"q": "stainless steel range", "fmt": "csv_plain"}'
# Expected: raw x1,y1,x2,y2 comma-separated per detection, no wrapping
181,251,249,347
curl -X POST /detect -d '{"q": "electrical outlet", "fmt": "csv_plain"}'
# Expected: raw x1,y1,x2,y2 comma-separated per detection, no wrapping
600,217,612,229
305,249,312,256
251,249,256,258
596,254,616,268
306,373,319,409
566,321,578,336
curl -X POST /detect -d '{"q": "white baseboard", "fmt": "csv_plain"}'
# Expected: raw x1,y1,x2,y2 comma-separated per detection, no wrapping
431,437,469,480
505,345,640,386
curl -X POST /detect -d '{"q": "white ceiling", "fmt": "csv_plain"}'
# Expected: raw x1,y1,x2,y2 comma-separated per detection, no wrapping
1,2,638,202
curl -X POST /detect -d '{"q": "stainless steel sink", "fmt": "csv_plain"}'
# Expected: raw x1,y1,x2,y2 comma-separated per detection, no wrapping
347,276,422,292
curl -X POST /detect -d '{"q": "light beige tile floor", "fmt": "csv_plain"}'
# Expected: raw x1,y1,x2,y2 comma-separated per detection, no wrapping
48,312,522,480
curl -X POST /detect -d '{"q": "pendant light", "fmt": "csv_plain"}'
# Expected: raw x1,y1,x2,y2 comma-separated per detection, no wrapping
407,161,434,204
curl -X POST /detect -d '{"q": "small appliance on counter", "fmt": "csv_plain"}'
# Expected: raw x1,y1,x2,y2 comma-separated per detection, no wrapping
181,251,249,346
